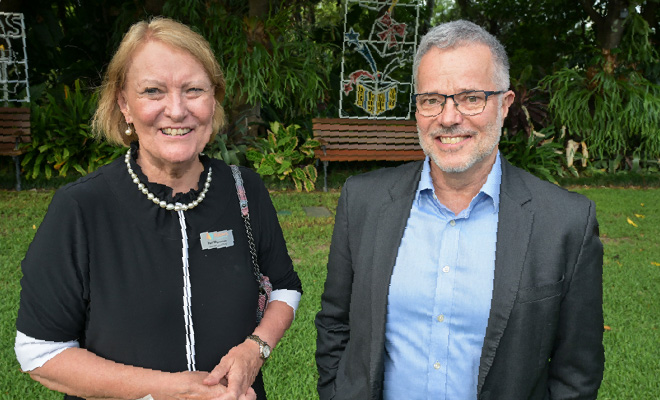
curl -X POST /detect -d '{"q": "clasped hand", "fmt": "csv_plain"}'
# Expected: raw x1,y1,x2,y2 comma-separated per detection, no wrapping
202,338,263,400
143,339,261,400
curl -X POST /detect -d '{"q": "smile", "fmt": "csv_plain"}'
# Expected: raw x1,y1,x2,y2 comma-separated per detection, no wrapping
162,128,191,136
438,136,468,144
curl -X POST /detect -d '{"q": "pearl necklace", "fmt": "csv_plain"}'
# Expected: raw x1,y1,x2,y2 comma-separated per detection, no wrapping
124,148,212,211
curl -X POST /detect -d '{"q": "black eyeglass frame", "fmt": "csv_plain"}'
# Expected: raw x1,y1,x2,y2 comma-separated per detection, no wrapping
412,90,506,117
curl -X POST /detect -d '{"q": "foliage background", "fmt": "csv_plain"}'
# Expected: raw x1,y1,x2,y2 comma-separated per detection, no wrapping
0,0,657,183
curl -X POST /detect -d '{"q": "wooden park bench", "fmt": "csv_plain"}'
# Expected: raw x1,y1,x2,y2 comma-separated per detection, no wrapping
0,107,31,191
312,118,425,191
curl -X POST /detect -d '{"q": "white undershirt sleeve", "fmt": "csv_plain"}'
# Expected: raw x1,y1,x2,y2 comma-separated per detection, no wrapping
269,289,301,318
15,330,79,372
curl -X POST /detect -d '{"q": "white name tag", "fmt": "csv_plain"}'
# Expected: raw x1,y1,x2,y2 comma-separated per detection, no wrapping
200,230,235,250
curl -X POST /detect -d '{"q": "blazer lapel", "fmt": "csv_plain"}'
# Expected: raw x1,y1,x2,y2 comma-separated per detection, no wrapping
368,162,423,398
477,159,534,395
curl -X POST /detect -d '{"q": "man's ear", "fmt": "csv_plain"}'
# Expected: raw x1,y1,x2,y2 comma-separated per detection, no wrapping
117,91,132,123
501,90,515,120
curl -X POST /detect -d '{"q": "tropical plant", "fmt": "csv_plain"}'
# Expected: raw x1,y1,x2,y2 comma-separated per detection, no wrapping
539,13,660,161
20,80,123,179
504,64,550,137
161,0,334,137
540,62,660,160
204,133,249,166
500,126,566,184
246,122,320,191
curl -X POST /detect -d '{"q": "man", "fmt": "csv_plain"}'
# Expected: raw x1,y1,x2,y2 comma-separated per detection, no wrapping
315,20,604,400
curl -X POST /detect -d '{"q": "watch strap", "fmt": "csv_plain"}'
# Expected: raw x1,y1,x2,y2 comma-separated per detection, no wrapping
246,334,270,360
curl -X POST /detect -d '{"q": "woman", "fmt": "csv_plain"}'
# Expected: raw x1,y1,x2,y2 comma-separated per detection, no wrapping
15,17,302,400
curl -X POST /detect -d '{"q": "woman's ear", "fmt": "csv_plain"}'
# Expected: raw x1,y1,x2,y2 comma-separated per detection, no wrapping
117,91,132,123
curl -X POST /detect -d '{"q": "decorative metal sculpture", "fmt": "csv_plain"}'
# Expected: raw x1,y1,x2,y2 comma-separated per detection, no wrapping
340,0,419,119
0,13,30,104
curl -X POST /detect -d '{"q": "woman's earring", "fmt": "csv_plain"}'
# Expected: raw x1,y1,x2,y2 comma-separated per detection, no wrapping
125,125,132,136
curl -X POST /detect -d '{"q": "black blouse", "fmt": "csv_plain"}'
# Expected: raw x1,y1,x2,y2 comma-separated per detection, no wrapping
17,147,301,399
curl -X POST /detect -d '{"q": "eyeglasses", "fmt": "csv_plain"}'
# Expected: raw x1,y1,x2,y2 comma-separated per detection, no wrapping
413,90,505,117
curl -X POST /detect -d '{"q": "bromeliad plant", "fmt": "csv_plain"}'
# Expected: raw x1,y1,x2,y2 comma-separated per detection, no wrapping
246,122,320,192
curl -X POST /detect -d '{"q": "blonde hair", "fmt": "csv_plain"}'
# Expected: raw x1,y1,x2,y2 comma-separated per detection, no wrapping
92,17,226,146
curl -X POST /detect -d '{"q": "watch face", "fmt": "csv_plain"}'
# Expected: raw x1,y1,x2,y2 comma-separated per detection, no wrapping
262,345,271,358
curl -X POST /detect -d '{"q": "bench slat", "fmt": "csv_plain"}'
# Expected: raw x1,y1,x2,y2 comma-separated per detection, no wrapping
314,130,417,138
312,117,416,125
0,119,31,126
314,125,416,133
0,129,31,136
319,136,419,145
315,149,424,161
319,143,421,150
0,135,31,142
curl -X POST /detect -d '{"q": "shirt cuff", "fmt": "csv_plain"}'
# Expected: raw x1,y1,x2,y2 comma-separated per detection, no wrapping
15,330,79,372
269,289,301,318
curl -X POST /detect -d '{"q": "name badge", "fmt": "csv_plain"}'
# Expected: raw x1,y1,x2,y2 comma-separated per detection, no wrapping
200,230,234,250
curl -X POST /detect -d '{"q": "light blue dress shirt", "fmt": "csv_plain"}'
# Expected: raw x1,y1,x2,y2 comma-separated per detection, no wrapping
383,153,502,400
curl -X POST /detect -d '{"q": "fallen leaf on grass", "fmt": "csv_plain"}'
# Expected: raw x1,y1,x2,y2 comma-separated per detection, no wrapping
32,225,36,230
604,325,611,331
652,262,660,267
626,217,638,227
634,214,645,219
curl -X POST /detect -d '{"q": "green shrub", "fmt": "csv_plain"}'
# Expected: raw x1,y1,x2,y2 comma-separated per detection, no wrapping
21,80,123,179
204,133,249,166
246,122,320,192
539,15,660,161
500,127,566,184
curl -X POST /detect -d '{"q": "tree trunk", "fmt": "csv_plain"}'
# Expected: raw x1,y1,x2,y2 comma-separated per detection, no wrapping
580,0,630,50
240,0,271,136
579,0,631,74
423,0,435,33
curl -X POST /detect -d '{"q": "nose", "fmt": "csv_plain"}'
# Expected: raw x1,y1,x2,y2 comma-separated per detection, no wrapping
164,92,187,121
437,98,463,127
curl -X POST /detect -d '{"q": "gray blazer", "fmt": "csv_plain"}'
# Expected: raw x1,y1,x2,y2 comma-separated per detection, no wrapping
315,158,604,400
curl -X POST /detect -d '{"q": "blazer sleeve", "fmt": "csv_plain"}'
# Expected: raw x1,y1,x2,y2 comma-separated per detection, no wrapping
548,199,604,399
315,180,354,400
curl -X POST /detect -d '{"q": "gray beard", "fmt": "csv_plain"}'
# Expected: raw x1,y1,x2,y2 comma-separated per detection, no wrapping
419,110,503,173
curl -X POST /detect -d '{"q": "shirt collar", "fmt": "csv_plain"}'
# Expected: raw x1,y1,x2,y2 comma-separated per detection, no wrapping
416,152,502,213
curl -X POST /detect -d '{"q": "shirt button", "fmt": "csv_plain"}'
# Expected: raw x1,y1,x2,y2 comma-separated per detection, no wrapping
437,314,445,322
449,220,456,226
433,361,441,369
442,265,450,273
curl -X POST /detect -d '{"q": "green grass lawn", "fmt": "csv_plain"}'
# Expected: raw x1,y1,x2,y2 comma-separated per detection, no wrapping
1,185,658,399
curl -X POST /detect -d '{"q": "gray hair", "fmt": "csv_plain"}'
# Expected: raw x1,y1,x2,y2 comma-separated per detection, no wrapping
413,20,510,91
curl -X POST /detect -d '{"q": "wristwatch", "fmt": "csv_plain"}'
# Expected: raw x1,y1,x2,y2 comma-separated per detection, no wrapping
247,334,271,361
